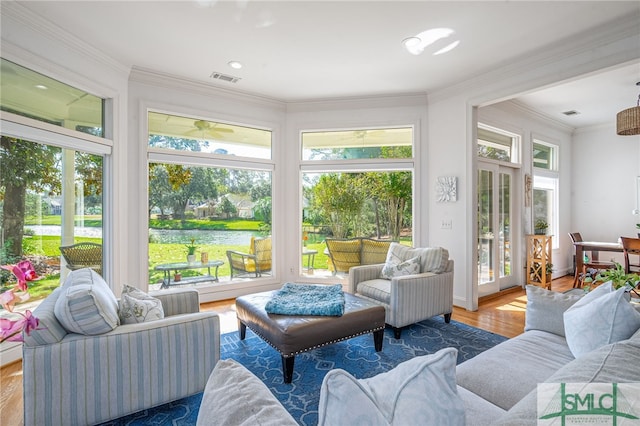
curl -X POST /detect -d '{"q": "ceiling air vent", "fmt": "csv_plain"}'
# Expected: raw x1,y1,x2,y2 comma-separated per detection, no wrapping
210,72,241,84
562,110,580,116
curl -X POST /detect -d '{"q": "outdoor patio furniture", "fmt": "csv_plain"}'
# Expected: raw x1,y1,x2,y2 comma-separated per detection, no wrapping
59,242,103,275
325,237,395,274
226,236,272,279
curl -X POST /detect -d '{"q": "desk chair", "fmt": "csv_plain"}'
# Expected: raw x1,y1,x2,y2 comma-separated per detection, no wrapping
620,236,640,274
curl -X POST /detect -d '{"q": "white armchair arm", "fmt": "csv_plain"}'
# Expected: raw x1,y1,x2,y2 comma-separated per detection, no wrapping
149,287,200,316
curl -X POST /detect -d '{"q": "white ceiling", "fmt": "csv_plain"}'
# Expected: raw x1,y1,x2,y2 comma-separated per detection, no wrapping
9,1,640,129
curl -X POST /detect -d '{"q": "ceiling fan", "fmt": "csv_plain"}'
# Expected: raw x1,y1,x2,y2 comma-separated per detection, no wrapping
186,119,234,139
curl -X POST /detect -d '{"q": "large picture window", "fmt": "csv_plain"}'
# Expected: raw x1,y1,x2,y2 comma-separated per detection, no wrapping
300,127,414,277
1,59,110,339
147,111,273,288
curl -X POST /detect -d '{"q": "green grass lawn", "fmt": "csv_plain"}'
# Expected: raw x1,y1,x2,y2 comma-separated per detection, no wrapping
15,234,332,300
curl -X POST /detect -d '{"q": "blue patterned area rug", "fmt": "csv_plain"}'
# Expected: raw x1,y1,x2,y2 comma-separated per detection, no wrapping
102,316,507,426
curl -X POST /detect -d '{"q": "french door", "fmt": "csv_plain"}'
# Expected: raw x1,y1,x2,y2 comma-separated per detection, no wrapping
477,162,518,296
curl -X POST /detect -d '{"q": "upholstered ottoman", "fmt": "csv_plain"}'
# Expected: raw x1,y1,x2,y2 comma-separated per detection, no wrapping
236,290,386,383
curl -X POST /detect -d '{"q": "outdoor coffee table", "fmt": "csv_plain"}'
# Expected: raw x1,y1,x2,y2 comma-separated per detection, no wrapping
236,289,385,383
154,260,223,288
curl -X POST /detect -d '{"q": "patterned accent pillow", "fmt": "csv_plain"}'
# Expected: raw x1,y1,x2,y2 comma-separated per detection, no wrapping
318,348,465,426
54,268,119,335
119,285,165,324
380,256,421,279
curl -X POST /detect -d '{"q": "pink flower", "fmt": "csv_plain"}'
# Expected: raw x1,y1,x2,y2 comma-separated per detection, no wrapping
1,261,40,343
0,317,25,342
0,290,18,312
2,261,39,292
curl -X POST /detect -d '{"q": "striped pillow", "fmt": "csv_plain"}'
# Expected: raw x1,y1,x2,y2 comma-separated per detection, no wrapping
420,247,449,273
54,268,119,335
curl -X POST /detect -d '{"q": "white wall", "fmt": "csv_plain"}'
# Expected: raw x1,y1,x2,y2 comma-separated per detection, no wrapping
571,124,640,265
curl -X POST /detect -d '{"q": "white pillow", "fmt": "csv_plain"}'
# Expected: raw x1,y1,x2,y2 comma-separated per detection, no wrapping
317,347,465,426
54,268,119,335
118,285,165,324
564,281,640,358
379,243,449,278
380,256,421,279
525,285,583,337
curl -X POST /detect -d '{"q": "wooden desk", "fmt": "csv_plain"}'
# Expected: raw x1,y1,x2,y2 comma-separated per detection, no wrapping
573,241,623,287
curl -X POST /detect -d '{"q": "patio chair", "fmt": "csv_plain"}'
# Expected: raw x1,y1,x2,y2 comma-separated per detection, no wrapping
226,236,272,279
59,242,103,276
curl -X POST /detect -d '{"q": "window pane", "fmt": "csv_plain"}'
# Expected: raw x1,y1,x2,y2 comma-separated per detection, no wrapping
0,58,105,138
147,163,272,286
477,128,514,162
478,169,494,284
533,142,553,170
148,111,271,159
302,128,412,161
301,170,413,275
533,188,553,233
1,135,103,304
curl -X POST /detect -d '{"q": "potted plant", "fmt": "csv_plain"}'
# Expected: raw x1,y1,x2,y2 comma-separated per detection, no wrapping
529,262,553,283
185,238,197,263
584,262,640,291
534,219,548,235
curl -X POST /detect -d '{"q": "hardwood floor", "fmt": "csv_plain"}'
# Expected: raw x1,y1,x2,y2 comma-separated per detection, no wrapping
0,275,575,425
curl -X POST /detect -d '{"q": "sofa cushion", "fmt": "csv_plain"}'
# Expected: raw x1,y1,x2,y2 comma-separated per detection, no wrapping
456,330,574,410
356,278,392,304
380,255,421,279
496,336,640,425
524,285,583,337
196,359,297,426
54,268,119,335
563,281,640,357
318,347,465,426
457,385,506,426
118,285,165,324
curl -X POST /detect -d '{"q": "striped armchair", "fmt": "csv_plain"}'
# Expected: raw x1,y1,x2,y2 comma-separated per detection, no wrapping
23,286,220,426
348,245,453,339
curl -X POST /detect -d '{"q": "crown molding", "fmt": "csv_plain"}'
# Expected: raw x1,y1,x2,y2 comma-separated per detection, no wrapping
428,12,640,105
1,2,130,76
129,67,286,111
503,100,575,134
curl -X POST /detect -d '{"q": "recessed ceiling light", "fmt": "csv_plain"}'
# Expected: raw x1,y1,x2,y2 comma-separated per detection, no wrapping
228,61,243,70
434,40,460,56
35,84,48,90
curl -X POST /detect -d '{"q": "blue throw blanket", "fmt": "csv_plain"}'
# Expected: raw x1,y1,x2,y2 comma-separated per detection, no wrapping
265,283,345,316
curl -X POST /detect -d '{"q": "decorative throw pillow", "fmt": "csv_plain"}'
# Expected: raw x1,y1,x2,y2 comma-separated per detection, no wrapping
317,347,465,426
420,247,450,273
118,285,165,324
563,281,640,357
54,268,119,335
380,256,421,279
380,242,423,278
196,359,298,426
524,285,583,337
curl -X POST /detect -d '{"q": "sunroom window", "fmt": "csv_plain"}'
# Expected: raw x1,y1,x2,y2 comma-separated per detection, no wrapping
300,127,414,277
147,111,273,288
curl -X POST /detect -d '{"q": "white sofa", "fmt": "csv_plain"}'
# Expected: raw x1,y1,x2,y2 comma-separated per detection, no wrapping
197,283,640,425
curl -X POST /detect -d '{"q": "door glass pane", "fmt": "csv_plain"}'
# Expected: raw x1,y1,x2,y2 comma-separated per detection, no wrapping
499,173,511,278
478,169,494,284
533,188,553,233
